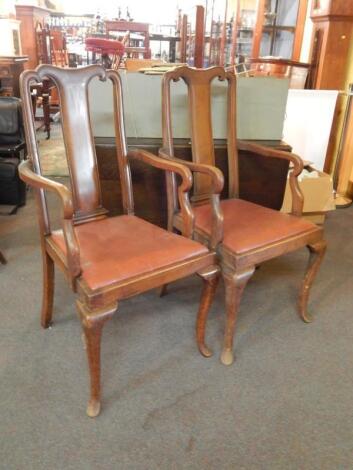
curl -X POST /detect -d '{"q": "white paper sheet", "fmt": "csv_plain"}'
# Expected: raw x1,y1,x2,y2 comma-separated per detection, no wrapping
283,89,338,171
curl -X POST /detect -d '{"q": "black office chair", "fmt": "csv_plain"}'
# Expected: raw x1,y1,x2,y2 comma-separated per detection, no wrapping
0,97,26,156
0,97,27,210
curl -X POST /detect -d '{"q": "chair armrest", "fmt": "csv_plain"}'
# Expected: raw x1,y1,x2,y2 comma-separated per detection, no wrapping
237,140,304,217
159,148,224,249
19,160,81,279
159,148,224,194
19,160,73,217
128,148,195,239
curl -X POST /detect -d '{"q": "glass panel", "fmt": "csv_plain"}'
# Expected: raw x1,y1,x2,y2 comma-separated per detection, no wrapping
276,0,299,26
260,30,272,56
236,0,258,59
272,29,294,58
237,28,254,57
263,0,277,26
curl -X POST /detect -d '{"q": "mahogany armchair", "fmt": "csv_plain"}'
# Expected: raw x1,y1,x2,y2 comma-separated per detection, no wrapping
19,65,220,417
160,66,327,366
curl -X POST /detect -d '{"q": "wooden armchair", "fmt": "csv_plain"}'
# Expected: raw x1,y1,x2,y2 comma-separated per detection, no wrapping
160,66,327,366
50,30,69,68
19,65,220,417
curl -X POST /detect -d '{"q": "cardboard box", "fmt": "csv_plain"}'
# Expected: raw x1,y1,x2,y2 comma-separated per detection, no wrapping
281,166,335,224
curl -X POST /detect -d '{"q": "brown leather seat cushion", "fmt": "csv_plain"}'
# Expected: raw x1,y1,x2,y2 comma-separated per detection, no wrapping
50,215,208,290
194,199,319,254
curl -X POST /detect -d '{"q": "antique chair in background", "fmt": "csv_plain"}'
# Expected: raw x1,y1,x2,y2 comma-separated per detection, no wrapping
50,30,69,68
160,66,326,366
19,65,220,417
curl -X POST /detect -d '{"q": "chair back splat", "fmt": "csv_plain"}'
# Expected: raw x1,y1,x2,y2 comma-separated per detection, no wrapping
162,66,239,204
20,65,134,226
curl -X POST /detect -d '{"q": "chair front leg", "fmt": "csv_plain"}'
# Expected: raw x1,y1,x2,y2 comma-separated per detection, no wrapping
41,251,54,328
221,267,255,366
76,300,117,418
196,265,221,357
298,240,327,323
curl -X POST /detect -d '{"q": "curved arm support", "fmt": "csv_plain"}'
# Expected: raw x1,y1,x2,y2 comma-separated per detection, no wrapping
159,148,224,249
237,140,304,217
159,148,224,194
19,160,81,278
128,149,195,239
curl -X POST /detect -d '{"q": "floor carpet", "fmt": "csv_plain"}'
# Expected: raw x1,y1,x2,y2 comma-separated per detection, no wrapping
0,188,353,469
37,123,68,177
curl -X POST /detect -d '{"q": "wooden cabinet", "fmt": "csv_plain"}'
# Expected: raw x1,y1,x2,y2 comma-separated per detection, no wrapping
15,4,50,69
0,56,28,97
209,0,308,65
311,0,353,17
308,0,353,90
252,0,308,60
232,1,258,60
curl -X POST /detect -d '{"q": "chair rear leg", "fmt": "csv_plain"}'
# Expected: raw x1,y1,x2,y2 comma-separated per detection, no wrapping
221,267,255,366
196,265,220,357
41,252,54,328
158,284,168,297
0,250,6,264
77,300,117,418
298,240,327,323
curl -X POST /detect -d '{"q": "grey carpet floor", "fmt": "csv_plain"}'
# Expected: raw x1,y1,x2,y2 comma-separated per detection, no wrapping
1,188,353,470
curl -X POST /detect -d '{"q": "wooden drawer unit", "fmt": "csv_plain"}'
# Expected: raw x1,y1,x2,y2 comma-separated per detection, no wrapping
0,56,28,97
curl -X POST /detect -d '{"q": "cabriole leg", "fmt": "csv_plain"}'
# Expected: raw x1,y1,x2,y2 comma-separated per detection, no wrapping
221,267,255,366
196,266,220,357
298,240,327,323
41,251,54,328
76,300,117,418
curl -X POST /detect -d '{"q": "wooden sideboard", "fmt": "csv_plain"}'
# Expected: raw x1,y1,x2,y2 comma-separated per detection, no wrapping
95,137,291,228
0,56,28,97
